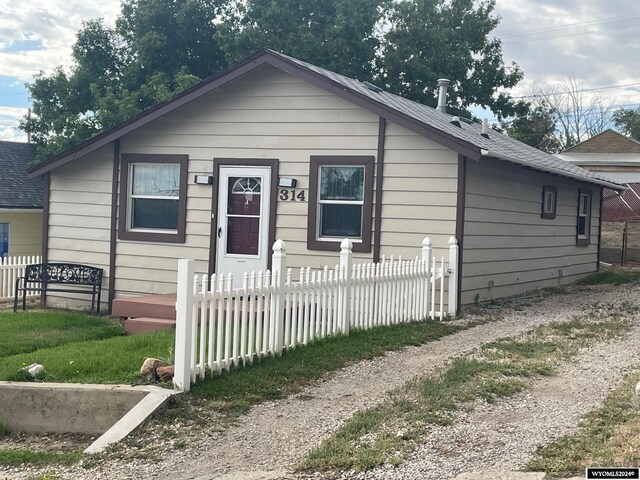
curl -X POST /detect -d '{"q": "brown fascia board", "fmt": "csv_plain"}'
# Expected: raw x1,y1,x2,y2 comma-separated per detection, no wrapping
27,51,272,177
28,49,481,178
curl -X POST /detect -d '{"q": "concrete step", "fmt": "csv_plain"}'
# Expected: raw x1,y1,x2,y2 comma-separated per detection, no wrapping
112,293,176,320
124,317,176,335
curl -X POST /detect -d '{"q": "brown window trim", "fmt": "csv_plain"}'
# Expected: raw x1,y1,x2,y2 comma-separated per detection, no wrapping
541,185,558,219
307,155,374,253
118,153,188,243
576,188,592,247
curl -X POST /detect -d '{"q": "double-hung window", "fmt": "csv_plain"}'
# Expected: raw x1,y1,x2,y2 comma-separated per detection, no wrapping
0,223,8,257
119,154,188,243
307,156,374,252
576,189,592,246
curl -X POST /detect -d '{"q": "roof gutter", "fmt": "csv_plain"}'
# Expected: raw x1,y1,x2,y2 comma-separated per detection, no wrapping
480,149,627,191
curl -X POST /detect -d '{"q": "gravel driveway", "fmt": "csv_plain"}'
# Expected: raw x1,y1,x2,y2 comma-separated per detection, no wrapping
2,282,639,480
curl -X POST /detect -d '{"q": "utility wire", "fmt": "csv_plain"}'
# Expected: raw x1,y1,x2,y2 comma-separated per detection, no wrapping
498,13,640,39
503,23,639,46
511,84,640,100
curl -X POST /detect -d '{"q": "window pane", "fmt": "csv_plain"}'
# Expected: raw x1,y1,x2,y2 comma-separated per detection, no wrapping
544,192,554,213
320,204,362,238
231,177,261,193
580,194,589,215
132,198,179,230
132,163,180,197
320,167,364,201
228,177,262,215
227,217,260,255
577,216,587,236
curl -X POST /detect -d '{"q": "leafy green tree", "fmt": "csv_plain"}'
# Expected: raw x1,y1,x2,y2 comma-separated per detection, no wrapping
24,0,527,159
22,0,226,159
501,103,562,153
220,0,386,81
613,108,640,141
378,0,525,117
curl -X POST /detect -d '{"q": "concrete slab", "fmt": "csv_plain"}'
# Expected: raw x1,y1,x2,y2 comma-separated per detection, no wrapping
0,382,177,454
455,472,547,480
84,386,175,454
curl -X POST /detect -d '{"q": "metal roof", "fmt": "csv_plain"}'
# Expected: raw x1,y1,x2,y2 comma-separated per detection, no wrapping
0,140,42,209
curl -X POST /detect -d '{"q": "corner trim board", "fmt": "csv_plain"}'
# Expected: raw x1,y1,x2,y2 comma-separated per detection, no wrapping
40,172,50,307
108,139,120,312
373,117,386,262
455,154,467,311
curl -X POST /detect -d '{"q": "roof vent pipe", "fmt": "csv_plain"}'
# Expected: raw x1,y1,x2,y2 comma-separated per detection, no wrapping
436,79,450,114
481,118,490,139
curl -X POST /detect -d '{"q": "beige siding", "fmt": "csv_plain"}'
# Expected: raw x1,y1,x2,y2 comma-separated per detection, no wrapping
44,65,462,308
116,65,383,295
0,211,42,256
461,157,600,305
380,121,458,260
47,144,113,310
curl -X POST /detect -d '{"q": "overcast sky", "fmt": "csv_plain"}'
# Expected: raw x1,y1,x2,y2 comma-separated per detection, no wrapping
1,0,639,141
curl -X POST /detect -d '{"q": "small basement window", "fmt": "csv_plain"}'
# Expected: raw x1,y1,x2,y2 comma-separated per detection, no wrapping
119,154,188,243
541,185,557,219
307,156,374,252
576,189,592,246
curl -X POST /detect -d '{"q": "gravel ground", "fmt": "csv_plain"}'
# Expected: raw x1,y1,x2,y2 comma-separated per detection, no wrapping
1,282,639,480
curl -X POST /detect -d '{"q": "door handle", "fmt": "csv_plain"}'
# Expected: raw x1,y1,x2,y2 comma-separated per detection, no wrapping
218,227,222,238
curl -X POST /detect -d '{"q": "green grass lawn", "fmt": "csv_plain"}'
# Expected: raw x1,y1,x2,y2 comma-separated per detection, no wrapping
0,311,125,358
0,310,174,384
578,268,640,286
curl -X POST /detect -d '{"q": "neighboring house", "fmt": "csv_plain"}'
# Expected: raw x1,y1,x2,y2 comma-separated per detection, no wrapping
556,129,640,222
27,50,623,313
0,140,42,258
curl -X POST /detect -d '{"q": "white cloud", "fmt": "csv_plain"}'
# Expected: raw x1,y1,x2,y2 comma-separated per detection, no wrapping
0,0,120,81
0,106,28,141
494,0,640,106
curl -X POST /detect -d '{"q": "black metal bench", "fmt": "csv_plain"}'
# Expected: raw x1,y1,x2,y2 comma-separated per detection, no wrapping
14,263,104,314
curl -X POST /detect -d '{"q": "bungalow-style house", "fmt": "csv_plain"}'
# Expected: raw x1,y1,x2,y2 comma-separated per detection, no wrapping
27,50,623,315
0,140,42,257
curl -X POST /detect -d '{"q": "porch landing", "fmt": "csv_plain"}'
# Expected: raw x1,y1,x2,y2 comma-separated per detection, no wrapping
111,293,176,335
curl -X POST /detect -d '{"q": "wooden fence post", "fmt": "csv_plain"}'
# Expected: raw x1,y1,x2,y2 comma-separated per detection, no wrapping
174,258,194,392
448,236,459,317
339,238,353,336
271,239,286,354
422,236,432,319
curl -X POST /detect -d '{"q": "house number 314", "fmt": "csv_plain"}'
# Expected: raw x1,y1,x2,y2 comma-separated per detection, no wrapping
279,189,306,202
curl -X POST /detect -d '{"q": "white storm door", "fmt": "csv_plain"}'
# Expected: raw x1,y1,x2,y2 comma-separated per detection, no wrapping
215,167,271,284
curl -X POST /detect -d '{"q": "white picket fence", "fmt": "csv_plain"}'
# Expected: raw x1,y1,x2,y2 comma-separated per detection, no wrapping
0,255,41,301
174,236,458,391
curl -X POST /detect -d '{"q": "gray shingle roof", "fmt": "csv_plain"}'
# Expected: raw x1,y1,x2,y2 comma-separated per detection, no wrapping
28,49,625,190
277,51,625,189
0,141,42,208
556,152,640,165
